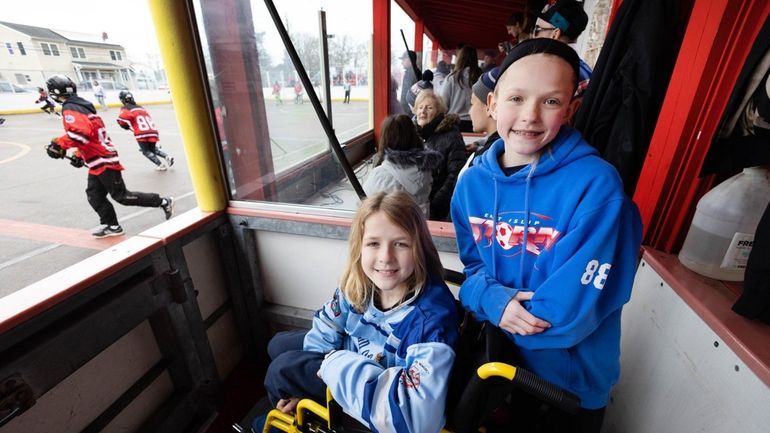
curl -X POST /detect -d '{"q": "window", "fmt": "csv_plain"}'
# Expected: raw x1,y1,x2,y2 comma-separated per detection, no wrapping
70,46,86,59
193,0,373,206
14,74,26,84
17,42,26,55
24,74,31,82
41,42,60,56
110,50,123,61
5,42,13,55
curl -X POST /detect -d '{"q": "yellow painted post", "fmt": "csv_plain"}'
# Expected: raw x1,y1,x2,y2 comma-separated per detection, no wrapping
147,0,227,211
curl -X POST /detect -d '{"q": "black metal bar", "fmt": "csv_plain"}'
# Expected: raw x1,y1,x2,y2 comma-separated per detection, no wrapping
400,29,421,79
263,0,366,199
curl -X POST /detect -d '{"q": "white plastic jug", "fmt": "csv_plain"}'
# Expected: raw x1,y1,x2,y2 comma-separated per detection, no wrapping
678,166,770,281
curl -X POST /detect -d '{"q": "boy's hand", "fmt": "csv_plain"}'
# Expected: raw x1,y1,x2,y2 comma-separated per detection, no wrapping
498,291,550,335
276,397,299,413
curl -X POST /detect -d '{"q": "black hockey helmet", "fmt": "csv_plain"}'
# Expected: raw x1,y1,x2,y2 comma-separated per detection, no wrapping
46,75,77,102
119,90,135,105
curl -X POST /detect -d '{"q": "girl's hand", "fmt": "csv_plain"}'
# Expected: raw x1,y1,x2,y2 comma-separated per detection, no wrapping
276,397,300,413
498,291,551,335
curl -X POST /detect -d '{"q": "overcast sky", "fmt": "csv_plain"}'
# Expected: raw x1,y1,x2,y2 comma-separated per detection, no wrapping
2,0,416,66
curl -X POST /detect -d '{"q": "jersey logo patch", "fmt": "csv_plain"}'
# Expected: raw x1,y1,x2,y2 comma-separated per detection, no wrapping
64,114,76,123
400,365,421,389
469,211,561,256
330,291,341,317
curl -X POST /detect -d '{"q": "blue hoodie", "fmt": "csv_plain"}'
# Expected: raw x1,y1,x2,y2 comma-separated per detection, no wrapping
450,126,642,409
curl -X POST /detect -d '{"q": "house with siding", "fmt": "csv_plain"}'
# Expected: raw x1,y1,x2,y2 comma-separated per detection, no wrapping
0,21,133,90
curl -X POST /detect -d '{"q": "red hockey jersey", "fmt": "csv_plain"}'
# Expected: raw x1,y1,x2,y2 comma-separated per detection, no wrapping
117,104,159,142
56,95,124,176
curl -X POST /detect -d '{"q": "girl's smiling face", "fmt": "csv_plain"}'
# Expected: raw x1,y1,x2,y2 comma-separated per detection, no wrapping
360,211,415,309
490,54,579,167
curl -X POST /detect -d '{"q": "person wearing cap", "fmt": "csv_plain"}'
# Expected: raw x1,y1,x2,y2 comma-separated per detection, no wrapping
406,69,434,111
399,50,418,115
461,67,501,174
532,0,593,99
439,45,482,132
451,39,642,432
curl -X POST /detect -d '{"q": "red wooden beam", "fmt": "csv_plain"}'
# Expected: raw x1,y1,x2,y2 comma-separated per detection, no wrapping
633,0,770,251
373,0,391,138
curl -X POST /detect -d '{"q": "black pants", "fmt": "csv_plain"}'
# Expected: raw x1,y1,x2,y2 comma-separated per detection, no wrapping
86,169,162,226
263,330,326,407
138,141,168,166
344,91,350,103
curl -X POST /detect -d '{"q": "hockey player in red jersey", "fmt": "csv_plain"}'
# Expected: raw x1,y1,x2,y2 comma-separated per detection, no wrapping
44,75,174,238
116,91,175,171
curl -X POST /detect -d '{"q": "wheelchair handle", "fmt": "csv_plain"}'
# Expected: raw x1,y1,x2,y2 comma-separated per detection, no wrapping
477,362,582,414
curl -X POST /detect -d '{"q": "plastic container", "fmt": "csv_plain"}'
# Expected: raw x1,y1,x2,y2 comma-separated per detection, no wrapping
678,166,770,281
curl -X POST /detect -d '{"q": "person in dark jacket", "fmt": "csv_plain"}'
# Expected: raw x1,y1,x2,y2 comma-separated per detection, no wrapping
412,89,466,220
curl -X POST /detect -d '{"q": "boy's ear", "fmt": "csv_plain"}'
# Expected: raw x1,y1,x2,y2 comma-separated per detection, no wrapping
551,28,563,41
488,93,498,120
566,97,582,121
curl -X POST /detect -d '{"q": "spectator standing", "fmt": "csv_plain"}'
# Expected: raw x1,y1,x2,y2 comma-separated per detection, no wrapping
432,60,451,96
451,39,642,433
532,0,592,99
399,50,418,115
44,75,174,238
343,80,351,103
92,81,107,110
463,67,501,172
412,90,466,221
405,69,434,112
363,114,441,216
439,45,482,132
116,90,174,171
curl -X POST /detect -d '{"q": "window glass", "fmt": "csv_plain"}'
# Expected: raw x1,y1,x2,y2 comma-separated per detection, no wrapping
50,44,59,56
6,42,14,55
390,1,414,116
193,0,372,207
17,42,26,55
41,42,51,55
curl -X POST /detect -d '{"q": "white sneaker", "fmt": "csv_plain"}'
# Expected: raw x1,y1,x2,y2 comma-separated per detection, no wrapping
165,156,174,167
155,162,168,171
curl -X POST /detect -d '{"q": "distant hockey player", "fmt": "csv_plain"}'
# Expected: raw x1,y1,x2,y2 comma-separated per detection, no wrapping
116,90,174,171
35,87,60,116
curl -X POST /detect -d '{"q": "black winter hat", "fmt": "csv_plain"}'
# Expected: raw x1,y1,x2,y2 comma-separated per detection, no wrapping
540,0,589,40
498,38,580,90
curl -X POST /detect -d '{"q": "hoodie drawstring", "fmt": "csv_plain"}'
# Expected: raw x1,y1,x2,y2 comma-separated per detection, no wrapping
518,164,536,289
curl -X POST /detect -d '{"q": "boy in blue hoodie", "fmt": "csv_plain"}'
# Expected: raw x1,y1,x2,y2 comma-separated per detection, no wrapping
450,39,642,433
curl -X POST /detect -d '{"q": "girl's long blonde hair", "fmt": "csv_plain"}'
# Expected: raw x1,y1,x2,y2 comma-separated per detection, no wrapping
340,191,444,312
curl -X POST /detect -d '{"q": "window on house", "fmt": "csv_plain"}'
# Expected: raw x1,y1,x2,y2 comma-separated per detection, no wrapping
41,43,51,55
14,73,26,84
70,47,86,59
109,50,123,61
51,44,60,56
17,42,26,55
24,74,31,82
5,42,13,55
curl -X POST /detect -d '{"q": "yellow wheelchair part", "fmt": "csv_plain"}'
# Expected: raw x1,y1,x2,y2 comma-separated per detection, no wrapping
261,362,580,433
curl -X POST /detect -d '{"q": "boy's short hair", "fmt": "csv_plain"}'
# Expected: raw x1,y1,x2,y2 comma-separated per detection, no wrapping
472,67,501,105
498,38,580,90
540,0,589,40
506,12,525,26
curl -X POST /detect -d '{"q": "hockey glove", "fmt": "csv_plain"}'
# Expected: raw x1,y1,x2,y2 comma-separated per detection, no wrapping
46,141,65,159
69,155,85,168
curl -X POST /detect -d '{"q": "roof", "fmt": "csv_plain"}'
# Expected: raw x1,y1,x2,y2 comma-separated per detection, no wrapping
396,0,528,50
73,61,127,69
0,21,67,41
0,21,124,48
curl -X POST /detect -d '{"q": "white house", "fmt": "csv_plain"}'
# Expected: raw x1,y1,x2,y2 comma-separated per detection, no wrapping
0,21,133,90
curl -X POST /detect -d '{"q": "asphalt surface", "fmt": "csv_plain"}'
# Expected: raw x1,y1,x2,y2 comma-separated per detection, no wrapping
0,101,371,297
0,104,196,297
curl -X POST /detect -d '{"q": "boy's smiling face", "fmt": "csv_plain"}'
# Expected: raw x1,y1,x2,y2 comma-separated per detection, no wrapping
491,53,578,167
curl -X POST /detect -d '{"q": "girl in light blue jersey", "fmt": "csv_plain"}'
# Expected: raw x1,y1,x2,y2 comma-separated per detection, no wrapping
264,191,459,433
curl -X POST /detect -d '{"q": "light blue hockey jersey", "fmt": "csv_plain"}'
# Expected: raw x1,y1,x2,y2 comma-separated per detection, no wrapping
305,278,459,433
